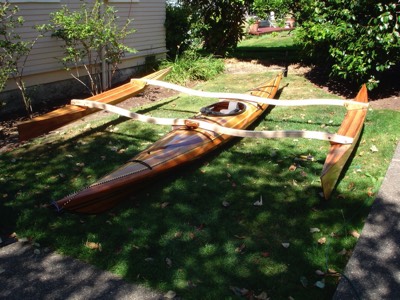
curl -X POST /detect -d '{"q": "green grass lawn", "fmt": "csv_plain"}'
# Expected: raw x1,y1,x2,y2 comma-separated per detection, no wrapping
233,31,300,63
1,35,399,299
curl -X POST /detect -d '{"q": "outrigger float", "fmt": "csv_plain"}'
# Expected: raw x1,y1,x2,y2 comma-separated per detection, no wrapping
17,67,171,141
50,72,369,214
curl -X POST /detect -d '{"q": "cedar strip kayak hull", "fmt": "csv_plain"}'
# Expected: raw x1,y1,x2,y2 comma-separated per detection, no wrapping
17,68,171,141
54,73,283,214
320,85,369,199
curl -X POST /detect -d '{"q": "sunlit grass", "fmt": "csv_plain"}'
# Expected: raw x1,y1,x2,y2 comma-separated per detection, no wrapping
1,59,399,298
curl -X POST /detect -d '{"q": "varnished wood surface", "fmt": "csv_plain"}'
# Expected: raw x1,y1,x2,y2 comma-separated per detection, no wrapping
17,68,171,141
54,73,283,214
320,85,369,199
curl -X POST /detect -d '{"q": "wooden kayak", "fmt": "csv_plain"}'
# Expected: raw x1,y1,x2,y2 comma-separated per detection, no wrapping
320,84,369,199
53,73,283,214
17,67,171,141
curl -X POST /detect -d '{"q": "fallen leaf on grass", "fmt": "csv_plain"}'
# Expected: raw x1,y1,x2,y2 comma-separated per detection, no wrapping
85,241,102,251
318,237,327,245
330,232,340,238
234,234,246,239
160,202,169,208
174,231,183,238
288,164,297,171
367,187,375,197
229,286,249,296
310,227,320,233
255,291,269,299
164,290,176,299
222,201,230,207
166,257,172,268
235,243,246,254
314,280,325,289
254,195,263,206
370,145,379,152
350,230,360,239
328,268,338,275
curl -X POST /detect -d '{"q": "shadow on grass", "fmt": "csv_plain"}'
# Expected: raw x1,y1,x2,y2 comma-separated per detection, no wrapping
232,42,301,69
304,65,400,100
0,86,384,299
0,128,369,299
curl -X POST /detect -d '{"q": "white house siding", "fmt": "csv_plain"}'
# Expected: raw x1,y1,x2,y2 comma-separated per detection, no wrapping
3,0,167,91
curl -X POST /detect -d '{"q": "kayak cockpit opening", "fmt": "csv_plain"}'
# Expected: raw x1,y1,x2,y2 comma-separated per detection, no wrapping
200,101,246,116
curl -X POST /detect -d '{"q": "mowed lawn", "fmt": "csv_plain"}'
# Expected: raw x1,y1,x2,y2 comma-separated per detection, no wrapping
1,34,399,299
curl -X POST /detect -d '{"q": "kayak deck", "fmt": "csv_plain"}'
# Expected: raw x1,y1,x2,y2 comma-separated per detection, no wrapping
53,73,283,214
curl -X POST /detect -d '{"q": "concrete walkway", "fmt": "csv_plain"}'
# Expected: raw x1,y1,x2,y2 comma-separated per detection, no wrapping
334,143,400,299
0,242,162,300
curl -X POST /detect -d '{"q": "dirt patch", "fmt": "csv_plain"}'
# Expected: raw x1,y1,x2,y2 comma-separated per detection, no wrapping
224,58,311,75
1,60,399,153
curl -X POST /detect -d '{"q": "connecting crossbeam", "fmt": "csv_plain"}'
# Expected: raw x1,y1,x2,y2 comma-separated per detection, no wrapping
71,100,354,145
137,79,369,110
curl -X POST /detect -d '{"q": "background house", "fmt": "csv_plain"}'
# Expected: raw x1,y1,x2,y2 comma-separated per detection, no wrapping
1,0,167,117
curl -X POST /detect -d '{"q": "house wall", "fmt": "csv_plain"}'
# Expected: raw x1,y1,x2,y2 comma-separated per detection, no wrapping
1,0,167,116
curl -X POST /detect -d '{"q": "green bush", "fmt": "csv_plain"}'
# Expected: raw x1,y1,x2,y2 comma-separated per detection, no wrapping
0,2,36,117
161,51,225,85
179,0,249,56
165,4,192,60
38,0,136,95
295,0,400,89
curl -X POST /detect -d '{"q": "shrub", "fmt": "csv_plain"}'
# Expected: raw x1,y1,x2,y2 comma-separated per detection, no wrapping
161,51,225,85
295,0,400,89
38,0,136,95
0,2,37,117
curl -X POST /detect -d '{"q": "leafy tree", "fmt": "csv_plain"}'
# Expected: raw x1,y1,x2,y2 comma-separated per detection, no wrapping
0,2,37,117
38,0,136,95
165,3,192,59
178,0,251,56
295,0,400,89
